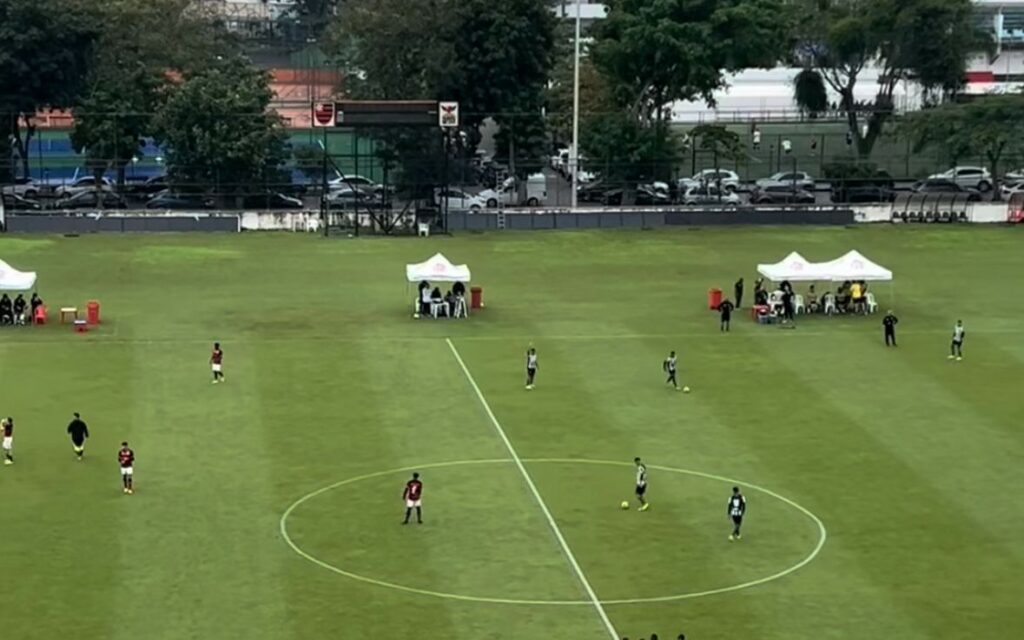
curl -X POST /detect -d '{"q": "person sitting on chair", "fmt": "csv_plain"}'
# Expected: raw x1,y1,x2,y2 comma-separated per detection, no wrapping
430,287,445,318
12,294,26,325
419,285,432,316
806,284,819,313
30,292,43,317
444,289,456,317
452,281,466,298
0,294,12,325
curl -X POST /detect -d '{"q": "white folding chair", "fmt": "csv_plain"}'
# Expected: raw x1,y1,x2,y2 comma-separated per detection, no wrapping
794,294,805,315
865,292,878,314
824,297,836,315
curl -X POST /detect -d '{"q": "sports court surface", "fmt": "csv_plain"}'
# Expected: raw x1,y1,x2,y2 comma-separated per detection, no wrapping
1,227,1022,639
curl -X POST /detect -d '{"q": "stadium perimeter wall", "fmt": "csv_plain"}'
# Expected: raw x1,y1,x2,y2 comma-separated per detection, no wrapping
0,203,1012,233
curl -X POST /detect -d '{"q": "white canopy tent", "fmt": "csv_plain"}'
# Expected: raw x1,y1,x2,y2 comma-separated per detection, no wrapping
406,253,471,283
818,250,893,282
0,258,37,291
756,252,828,282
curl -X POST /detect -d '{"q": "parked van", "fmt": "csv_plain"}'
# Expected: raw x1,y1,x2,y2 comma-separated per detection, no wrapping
479,173,547,207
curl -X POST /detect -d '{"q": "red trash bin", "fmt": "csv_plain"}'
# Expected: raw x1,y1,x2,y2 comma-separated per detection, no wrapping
470,286,483,309
86,300,101,324
708,288,723,310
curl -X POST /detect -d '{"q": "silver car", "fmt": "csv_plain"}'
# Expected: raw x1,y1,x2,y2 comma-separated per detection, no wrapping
755,171,815,191
927,166,992,193
681,185,741,205
677,169,741,193
0,177,40,198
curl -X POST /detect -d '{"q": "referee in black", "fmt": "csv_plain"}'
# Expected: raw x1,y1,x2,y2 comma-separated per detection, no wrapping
718,298,734,332
67,412,89,460
882,310,898,346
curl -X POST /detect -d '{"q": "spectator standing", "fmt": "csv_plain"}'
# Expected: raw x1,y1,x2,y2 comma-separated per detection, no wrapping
719,299,734,332
734,277,744,308
882,310,898,346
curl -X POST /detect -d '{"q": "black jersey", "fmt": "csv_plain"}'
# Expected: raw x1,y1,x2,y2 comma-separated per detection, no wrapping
728,494,747,517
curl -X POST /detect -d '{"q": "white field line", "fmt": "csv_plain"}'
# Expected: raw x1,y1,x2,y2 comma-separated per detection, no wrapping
445,337,619,640
5,326,1022,347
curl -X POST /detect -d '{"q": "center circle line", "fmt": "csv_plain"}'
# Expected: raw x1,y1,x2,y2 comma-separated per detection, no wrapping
279,458,827,606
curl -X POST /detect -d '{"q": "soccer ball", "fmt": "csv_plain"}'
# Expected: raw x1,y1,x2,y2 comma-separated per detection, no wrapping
682,386,690,393
620,501,629,510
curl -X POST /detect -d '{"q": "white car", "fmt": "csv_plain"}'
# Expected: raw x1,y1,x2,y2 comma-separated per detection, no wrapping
54,176,114,197
755,171,815,191
928,166,992,192
0,177,40,198
678,169,741,192
328,174,378,191
1000,178,1024,199
434,187,486,212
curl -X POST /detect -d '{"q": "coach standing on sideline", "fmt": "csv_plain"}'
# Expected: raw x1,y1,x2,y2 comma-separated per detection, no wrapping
882,310,898,346
67,412,89,460
734,278,744,309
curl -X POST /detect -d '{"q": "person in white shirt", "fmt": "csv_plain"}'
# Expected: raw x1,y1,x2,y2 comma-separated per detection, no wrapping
949,320,966,361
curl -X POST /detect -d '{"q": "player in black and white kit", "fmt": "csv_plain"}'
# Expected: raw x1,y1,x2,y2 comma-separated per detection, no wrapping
949,319,965,361
728,486,747,540
525,347,538,390
663,351,679,390
634,457,650,511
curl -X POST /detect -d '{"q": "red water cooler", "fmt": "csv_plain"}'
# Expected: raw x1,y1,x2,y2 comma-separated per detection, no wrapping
470,287,483,309
86,300,101,324
707,288,722,310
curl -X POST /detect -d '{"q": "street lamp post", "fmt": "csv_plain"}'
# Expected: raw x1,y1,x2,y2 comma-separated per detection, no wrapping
570,1,582,209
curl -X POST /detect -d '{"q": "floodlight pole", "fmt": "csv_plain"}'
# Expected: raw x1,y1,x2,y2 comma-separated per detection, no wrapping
570,0,582,210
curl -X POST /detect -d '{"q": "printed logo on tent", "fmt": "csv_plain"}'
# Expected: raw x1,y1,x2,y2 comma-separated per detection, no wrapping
434,262,448,272
851,259,864,270
790,261,804,271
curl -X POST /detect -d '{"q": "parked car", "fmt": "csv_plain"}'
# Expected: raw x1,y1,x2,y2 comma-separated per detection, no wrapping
1,192,43,210
54,190,126,209
999,178,1024,199
927,166,992,192
433,187,486,212
241,192,304,209
602,184,672,206
479,174,547,207
755,171,815,191
326,185,382,209
145,192,215,209
328,174,380,192
131,175,168,196
681,185,742,206
1,177,40,198
54,176,115,198
750,184,815,204
576,180,612,204
912,178,982,201
678,169,741,192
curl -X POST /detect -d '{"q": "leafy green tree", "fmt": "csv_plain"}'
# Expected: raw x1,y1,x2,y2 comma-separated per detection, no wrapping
70,0,239,189
327,0,556,182
587,0,787,194
793,0,989,158
0,0,98,180
793,68,828,116
293,144,329,184
153,56,289,201
900,95,1024,198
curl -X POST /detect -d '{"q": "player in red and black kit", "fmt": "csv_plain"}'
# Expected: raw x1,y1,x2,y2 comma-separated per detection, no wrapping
210,342,225,384
118,441,135,494
402,472,423,524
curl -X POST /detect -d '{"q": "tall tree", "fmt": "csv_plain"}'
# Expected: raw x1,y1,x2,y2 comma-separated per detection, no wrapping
588,0,788,191
793,0,989,158
900,95,1024,198
70,0,235,188
0,0,98,180
327,0,556,182
153,55,288,201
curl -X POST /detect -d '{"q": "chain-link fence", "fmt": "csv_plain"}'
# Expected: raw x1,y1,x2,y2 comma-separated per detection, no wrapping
3,111,1020,214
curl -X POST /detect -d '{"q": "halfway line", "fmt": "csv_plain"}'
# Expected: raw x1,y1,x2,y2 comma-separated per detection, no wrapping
445,338,619,640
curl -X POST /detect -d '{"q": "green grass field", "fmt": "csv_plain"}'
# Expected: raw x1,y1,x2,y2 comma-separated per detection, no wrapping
2,227,1023,640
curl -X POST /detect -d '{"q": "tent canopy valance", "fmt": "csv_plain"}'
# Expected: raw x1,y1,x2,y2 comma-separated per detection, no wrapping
0,258,37,291
756,250,892,283
405,253,471,283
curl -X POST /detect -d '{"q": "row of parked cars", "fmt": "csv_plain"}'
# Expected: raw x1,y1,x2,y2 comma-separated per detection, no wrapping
572,165,1024,207
0,175,307,210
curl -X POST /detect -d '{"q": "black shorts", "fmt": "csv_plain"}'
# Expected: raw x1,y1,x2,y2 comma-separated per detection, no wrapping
71,436,86,447
635,484,647,496
527,367,537,376
731,515,743,525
